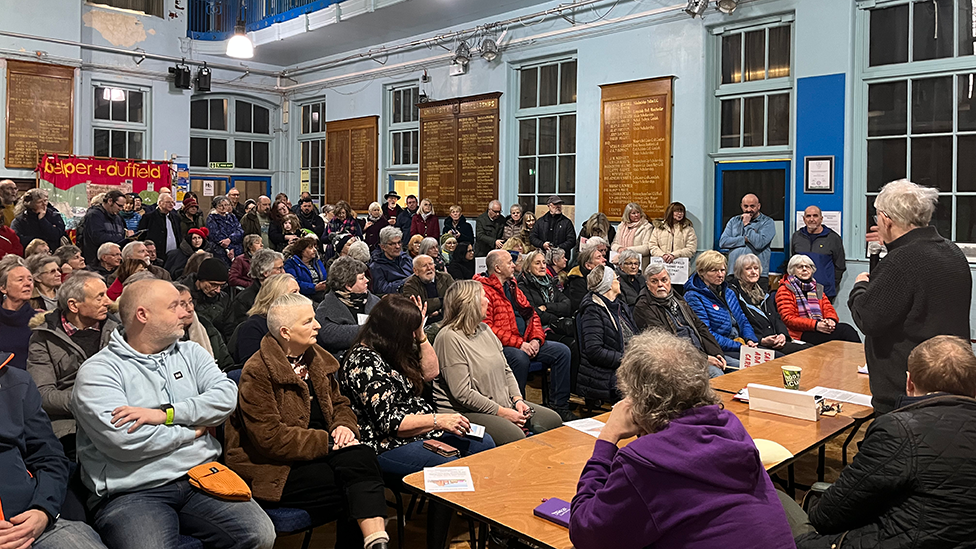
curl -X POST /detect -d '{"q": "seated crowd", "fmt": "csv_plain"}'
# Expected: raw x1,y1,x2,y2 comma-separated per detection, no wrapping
0,180,968,549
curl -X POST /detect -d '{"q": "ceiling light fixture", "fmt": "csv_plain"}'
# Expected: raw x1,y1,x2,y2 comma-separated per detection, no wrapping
453,40,471,65
684,0,709,18
716,0,738,14
226,1,253,59
481,37,499,62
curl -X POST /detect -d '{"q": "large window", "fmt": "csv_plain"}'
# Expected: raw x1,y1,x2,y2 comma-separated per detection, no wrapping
861,1,976,246
190,96,272,171
389,85,420,167
717,22,793,149
299,100,326,204
516,58,577,210
93,85,147,160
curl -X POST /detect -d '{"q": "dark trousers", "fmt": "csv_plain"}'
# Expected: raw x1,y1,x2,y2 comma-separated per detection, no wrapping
801,322,861,346
502,340,572,409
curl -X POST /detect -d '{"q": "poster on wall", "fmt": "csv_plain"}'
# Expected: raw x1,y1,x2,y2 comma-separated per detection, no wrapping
174,164,190,202
804,156,834,194
795,211,842,235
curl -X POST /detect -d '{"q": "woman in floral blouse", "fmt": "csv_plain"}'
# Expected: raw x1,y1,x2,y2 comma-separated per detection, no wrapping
339,293,494,549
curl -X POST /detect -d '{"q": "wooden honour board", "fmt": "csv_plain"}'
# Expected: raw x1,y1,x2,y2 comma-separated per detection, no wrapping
598,77,674,220
419,92,501,217
5,60,74,169
325,115,378,213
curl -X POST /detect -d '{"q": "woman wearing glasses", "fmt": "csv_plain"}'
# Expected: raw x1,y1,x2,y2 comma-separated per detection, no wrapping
775,254,860,346
614,250,645,310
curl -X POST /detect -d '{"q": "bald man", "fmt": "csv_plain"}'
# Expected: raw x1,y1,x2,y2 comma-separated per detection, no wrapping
402,254,455,321
790,205,846,298
71,279,275,549
137,192,181,261
719,193,776,277
241,195,272,249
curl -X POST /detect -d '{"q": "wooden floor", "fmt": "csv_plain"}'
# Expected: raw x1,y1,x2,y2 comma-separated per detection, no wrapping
273,377,868,549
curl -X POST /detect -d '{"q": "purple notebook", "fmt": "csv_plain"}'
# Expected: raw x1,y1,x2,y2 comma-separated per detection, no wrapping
533,498,571,528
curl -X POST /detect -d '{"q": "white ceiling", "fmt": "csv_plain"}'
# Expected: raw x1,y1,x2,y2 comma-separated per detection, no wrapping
248,0,556,67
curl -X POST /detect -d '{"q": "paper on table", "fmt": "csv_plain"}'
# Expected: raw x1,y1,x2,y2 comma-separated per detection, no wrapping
806,386,873,407
858,364,868,374
424,467,475,493
564,418,606,437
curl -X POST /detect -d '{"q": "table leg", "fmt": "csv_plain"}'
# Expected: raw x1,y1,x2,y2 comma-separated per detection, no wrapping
478,521,488,549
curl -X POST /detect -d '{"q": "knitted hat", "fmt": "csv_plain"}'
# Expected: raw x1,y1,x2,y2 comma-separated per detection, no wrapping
183,197,198,208
333,233,354,254
197,257,228,282
187,227,209,240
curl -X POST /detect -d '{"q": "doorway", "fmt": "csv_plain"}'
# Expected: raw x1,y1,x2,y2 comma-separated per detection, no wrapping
230,177,272,207
714,160,791,273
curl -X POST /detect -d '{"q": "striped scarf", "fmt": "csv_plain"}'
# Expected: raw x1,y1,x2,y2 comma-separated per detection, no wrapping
783,274,822,320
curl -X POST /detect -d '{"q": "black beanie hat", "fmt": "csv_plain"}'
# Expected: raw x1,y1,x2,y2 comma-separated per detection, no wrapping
197,257,229,282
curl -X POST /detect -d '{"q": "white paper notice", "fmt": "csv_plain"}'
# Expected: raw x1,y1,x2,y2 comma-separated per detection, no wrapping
608,250,619,263
739,346,776,368
475,256,487,275
649,257,689,285
466,423,486,439
424,467,475,493
806,386,873,407
203,180,215,197
795,211,842,235
564,418,606,437
357,313,369,325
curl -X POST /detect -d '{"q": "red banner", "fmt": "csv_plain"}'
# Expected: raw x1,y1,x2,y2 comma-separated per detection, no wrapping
38,155,171,193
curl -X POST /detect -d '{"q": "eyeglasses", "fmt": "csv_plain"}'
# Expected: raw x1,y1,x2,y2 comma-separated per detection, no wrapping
872,210,890,225
622,261,640,267
491,209,502,214
386,240,402,247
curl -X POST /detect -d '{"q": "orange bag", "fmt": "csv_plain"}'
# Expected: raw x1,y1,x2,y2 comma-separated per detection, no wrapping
187,462,252,502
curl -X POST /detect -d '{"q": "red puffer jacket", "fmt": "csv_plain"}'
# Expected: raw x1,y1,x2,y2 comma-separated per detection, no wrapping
476,274,546,348
775,281,839,340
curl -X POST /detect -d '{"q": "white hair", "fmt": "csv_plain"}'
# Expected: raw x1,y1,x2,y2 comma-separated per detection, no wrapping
97,242,120,260
267,292,314,340
121,240,147,260
787,254,816,276
874,179,939,228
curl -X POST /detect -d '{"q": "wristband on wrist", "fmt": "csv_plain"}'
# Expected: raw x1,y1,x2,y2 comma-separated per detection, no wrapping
161,404,175,426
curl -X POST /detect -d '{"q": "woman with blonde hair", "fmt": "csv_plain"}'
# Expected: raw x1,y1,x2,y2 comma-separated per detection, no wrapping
520,211,537,252
363,201,385,250
579,212,615,247
24,239,50,258
611,202,653,268
650,201,698,263
411,198,440,240
683,250,757,368
230,273,300,364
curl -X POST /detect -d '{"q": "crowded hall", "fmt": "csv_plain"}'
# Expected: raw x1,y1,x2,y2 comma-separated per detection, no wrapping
4,1,976,548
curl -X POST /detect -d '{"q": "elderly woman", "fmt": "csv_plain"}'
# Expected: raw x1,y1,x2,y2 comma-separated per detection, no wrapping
776,255,861,345
0,256,34,370
230,274,300,364
611,202,653,269
24,239,51,258
229,234,263,288
569,331,795,549
54,244,85,281
684,250,758,365
229,249,285,328
447,242,475,281
105,258,147,301
546,247,569,287
614,249,645,309
326,200,362,240
226,293,391,549
728,254,809,355
339,294,494,549
442,204,473,244
577,265,638,403
25,254,61,311
174,283,234,371
503,204,524,241
314,257,379,359
419,237,446,272
650,201,698,263
410,198,439,240
207,195,245,266
363,201,385,250
11,188,66,252
434,280,562,445
284,237,328,301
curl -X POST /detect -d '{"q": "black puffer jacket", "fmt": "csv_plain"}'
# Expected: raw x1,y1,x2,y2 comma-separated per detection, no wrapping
615,270,644,311
575,292,635,402
797,394,976,549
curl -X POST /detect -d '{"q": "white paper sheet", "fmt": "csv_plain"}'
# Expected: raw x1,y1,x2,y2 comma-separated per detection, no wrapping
424,467,475,493
357,313,369,325
648,257,689,285
475,256,487,275
806,386,873,407
739,346,776,368
467,423,486,439
563,418,606,437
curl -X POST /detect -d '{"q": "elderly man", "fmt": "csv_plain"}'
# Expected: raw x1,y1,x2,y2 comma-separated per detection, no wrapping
71,279,275,549
790,206,846,299
241,195,272,249
296,196,325,238
382,191,402,223
369,226,413,294
89,242,122,280
632,263,731,376
144,239,164,268
228,248,285,328
849,179,972,413
227,187,246,220
719,193,776,277
781,335,976,547
120,240,170,282
186,257,233,340
0,179,18,227
477,249,575,421
402,254,455,322
394,195,420,246
137,192,181,261
475,199,506,257
27,271,116,447
564,245,606,312
82,190,130,265
530,195,576,256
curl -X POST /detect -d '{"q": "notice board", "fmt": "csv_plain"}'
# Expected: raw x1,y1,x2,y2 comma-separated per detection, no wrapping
598,77,674,220
5,60,74,169
419,92,501,217
325,115,378,213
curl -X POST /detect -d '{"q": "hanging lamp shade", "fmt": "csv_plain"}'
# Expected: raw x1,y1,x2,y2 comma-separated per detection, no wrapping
226,25,253,59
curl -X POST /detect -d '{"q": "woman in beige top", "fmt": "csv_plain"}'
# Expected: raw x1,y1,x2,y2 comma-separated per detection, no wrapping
610,202,653,268
433,280,564,445
650,201,698,262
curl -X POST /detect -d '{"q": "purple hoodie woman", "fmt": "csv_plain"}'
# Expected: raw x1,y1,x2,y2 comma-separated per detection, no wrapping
570,330,795,549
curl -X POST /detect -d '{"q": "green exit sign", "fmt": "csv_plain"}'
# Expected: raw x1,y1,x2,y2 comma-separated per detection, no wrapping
209,162,234,169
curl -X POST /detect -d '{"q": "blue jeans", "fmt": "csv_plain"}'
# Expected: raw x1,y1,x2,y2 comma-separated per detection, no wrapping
503,340,572,409
375,434,496,479
33,519,106,549
93,479,276,549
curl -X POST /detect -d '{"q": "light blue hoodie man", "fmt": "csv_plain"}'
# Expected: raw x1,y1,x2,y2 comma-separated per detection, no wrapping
719,194,776,276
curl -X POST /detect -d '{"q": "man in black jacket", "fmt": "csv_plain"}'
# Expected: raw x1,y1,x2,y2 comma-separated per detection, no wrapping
227,187,247,220
474,199,505,257
295,196,324,239
136,192,181,262
186,258,233,340
81,190,129,265
530,195,576,256
782,335,976,548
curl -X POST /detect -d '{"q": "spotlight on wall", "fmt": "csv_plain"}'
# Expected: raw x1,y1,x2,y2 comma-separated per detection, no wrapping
169,61,191,89
453,40,471,65
196,63,212,91
684,0,709,17
480,38,499,62
716,0,738,14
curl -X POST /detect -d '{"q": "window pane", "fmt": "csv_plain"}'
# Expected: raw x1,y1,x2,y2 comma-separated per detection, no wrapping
539,116,557,155
959,74,976,131
111,93,127,122
958,135,976,191
538,156,556,194
320,141,325,169
402,89,413,123
209,99,226,131
519,119,536,156
768,26,791,79
721,98,741,148
191,99,208,130
520,67,538,109
411,89,419,122
560,115,576,154
392,132,402,165
254,105,270,134
956,196,976,242
127,132,143,160
913,76,953,134
867,138,907,192
235,141,252,169
518,195,537,212
539,64,559,107
210,138,227,163
311,103,321,134
411,129,419,164
190,137,208,167
560,60,577,104
236,101,253,133
742,96,764,146
960,0,976,56
519,158,536,194
868,81,908,137
301,141,310,168
94,128,110,157
253,142,269,170
914,0,954,61
310,166,321,196
911,136,953,192
128,91,143,123
302,105,311,134
310,136,320,167
393,90,402,124
559,155,576,194
95,87,110,120
744,29,765,81
870,5,909,66
401,132,412,166
767,93,790,146
110,130,125,158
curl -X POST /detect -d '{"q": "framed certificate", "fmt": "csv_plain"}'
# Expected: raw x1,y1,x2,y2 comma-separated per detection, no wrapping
804,156,834,194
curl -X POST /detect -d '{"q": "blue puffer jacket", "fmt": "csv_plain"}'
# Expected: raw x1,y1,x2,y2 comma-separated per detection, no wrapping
684,273,757,353
368,247,413,295
283,254,327,297
206,212,245,266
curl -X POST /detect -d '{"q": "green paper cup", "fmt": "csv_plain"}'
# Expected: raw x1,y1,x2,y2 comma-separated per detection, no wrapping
782,365,802,390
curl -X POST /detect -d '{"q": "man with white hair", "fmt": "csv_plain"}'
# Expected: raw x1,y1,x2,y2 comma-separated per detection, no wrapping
89,242,121,280
475,199,506,257
369,226,413,294
71,278,275,549
0,179,18,226
121,240,148,263
849,179,972,413
402,254,455,321
137,193,181,262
